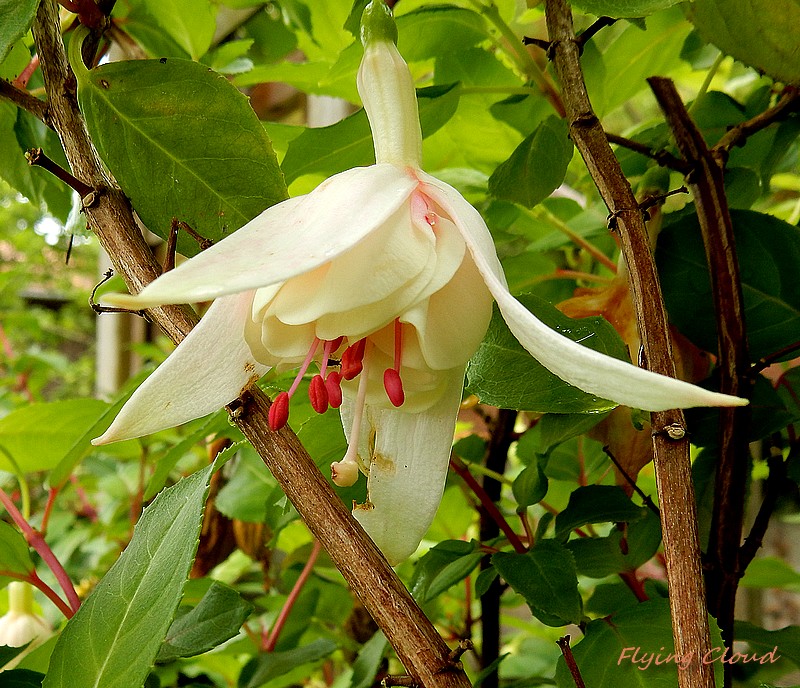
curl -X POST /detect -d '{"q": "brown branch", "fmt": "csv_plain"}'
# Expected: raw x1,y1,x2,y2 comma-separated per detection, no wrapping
605,132,689,172
648,79,752,676
26,147,94,196
543,4,715,688
713,87,800,162
31,2,470,686
0,78,51,125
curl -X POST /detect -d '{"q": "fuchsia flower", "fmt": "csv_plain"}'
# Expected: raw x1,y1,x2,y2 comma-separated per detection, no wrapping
94,1,746,564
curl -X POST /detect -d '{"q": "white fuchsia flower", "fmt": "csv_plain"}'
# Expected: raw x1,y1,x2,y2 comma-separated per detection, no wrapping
0,582,50,650
93,1,746,564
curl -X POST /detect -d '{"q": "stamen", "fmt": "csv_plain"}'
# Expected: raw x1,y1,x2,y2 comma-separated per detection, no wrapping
341,338,367,380
268,392,290,431
383,319,405,407
331,349,371,487
289,337,321,397
319,337,343,377
325,371,343,408
309,374,329,414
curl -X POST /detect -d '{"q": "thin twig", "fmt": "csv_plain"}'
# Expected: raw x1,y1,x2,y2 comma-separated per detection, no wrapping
556,636,586,688
450,454,526,554
602,446,660,517
605,132,690,173
262,539,322,652
713,87,800,162
26,147,94,197
752,339,800,374
89,269,147,316
0,79,50,125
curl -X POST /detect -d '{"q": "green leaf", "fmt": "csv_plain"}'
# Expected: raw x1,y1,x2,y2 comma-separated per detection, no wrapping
570,0,682,17
555,598,724,687
424,552,483,602
396,7,488,62
42,463,215,688
0,669,44,688
215,445,277,522
521,412,609,456
238,638,338,688
280,84,459,185
139,0,217,60
657,209,800,361
0,0,38,63
411,540,478,602
555,485,648,538
74,57,287,257
687,0,800,84
735,621,800,669
566,510,662,578
156,581,253,663
0,399,108,474
350,631,388,688
488,116,573,208
492,541,583,626
739,557,800,591
512,463,548,510
466,294,629,413
0,521,34,588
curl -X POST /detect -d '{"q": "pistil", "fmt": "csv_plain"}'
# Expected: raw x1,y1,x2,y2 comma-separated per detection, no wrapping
331,348,372,487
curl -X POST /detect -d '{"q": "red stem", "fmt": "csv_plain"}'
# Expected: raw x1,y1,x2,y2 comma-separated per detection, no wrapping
262,540,322,652
40,486,59,535
0,487,81,614
450,455,526,554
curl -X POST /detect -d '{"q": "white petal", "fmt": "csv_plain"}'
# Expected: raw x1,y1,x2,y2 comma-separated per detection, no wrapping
420,173,749,411
93,291,268,444
345,368,465,565
103,165,418,309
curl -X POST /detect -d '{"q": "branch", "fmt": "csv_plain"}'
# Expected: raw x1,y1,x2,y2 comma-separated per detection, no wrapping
713,87,800,162
0,79,50,125
31,3,470,685
648,78,751,668
605,132,689,173
543,4,716,688
556,636,586,688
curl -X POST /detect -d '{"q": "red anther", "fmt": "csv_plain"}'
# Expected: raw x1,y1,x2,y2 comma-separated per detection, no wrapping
268,392,290,431
325,371,343,408
341,339,367,380
309,374,329,414
329,336,345,352
383,368,405,407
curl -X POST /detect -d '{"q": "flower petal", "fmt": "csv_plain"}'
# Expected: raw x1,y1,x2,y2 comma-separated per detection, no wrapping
92,291,268,444
344,368,465,565
103,164,417,309
420,173,749,411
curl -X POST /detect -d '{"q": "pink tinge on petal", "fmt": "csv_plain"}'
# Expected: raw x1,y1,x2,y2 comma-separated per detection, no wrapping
309,374,329,414
268,392,290,431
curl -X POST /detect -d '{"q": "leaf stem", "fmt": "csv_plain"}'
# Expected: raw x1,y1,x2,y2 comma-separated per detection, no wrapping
0,487,81,615
262,539,322,652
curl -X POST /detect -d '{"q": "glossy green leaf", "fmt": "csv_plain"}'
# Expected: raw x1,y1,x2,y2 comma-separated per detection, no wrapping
512,463,548,510
238,638,337,688
571,0,681,16
0,521,34,589
555,598,724,687
280,84,459,185
466,294,629,413
0,0,38,63
156,581,253,663
493,541,583,626
396,7,487,62
521,412,609,456
0,399,108,474
215,445,277,522
657,209,800,361
687,0,800,84
555,485,648,538
42,463,215,688
74,57,287,257
425,552,483,602
488,116,573,208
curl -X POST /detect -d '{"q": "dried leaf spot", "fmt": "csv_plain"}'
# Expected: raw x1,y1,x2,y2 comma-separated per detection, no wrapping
99,79,110,89
371,452,396,476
